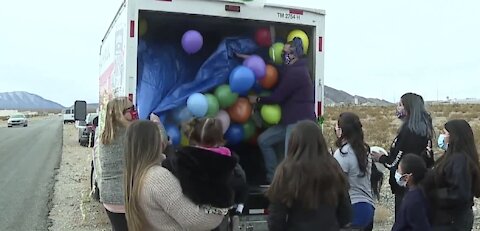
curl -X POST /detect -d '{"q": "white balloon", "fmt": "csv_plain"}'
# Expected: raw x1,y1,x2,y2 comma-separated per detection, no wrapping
370,146,388,172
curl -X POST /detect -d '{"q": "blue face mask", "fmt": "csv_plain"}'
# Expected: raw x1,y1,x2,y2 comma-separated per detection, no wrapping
438,134,448,151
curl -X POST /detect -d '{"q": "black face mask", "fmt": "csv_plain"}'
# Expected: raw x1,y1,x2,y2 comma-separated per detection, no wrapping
282,51,296,65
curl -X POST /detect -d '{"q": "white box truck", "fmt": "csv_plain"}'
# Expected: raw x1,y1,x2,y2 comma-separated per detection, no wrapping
95,0,325,229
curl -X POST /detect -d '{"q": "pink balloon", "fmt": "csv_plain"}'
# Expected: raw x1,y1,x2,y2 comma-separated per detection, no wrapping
215,110,231,134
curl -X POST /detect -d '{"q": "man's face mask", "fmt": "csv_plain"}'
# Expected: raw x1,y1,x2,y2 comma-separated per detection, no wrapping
282,45,297,65
438,133,449,151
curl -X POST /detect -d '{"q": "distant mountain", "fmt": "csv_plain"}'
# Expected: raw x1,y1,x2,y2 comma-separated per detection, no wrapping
325,86,393,106
0,91,64,110
0,86,391,112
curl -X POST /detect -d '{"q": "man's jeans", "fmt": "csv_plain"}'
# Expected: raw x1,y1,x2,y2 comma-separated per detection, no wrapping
258,124,295,183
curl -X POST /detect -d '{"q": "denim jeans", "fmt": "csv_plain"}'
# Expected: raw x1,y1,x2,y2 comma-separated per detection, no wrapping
258,124,295,183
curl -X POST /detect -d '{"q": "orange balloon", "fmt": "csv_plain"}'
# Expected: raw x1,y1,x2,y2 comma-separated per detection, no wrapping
259,65,278,89
228,98,252,123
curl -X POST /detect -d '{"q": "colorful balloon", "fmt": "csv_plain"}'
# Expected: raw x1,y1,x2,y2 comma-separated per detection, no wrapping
139,18,148,37
214,85,239,108
269,42,284,65
243,55,266,79
261,104,282,125
165,124,181,146
259,65,278,89
243,120,256,140
228,98,252,123
287,29,309,55
225,123,244,145
181,30,203,54
229,66,255,94
215,110,231,134
171,106,193,124
254,28,272,47
205,93,220,117
187,93,208,117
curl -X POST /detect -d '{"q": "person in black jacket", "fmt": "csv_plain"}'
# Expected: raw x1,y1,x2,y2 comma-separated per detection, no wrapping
391,154,431,231
266,120,352,231
423,119,480,230
371,93,434,215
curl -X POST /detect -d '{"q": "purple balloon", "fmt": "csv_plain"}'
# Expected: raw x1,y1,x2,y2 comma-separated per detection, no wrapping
181,30,203,54
215,110,231,134
243,55,266,79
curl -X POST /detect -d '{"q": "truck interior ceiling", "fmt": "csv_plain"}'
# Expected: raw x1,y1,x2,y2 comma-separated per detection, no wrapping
136,10,316,185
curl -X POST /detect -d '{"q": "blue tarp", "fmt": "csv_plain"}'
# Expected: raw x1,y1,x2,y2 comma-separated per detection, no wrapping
136,37,259,120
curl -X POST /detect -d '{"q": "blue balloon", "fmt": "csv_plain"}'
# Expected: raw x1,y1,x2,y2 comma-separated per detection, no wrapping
165,124,181,146
229,66,255,94
224,123,244,145
187,93,208,117
171,106,193,124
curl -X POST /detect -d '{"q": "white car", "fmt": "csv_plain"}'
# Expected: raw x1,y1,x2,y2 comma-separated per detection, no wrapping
7,114,28,127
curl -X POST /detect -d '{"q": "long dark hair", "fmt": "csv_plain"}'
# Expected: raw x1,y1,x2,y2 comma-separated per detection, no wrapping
436,120,480,197
267,120,348,209
400,93,434,139
335,112,369,175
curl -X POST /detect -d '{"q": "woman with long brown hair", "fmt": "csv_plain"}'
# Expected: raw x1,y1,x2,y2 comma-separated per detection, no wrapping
424,119,480,230
333,112,377,230
124,120,225,231
266,120,352,231
98,97,138,231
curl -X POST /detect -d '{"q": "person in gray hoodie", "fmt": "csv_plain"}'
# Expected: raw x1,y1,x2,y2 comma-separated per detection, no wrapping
98,97,138,231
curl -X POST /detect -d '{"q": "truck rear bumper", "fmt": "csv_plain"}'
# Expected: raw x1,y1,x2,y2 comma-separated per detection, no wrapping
239,215,268,231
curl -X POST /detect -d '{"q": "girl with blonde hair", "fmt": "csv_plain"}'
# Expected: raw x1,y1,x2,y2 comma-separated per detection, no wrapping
98,97,138,231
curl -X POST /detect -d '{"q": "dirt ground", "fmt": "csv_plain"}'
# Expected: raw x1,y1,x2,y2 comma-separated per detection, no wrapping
48,124,109,231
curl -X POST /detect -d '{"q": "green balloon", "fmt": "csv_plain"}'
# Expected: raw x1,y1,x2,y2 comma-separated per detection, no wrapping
243,120,256,140
205,93,220,117
269,42,284,65
261,104,282,125
214,85,239,108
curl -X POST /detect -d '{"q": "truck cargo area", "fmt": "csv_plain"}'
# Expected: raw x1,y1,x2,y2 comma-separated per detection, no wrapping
137,10,316,186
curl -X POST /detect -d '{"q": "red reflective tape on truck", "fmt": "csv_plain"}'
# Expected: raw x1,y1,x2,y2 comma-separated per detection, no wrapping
225,5,240,12
156,0,172,1
317,101,322,116
318,37,323,52
289,9,304,15
130,20,135,37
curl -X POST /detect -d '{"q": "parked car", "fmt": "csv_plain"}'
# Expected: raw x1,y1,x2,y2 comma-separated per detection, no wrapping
7,114,28,127
79,113,98,147
63,108,75,124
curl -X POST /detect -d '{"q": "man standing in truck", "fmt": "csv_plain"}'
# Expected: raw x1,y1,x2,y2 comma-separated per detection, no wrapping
249,38,316,183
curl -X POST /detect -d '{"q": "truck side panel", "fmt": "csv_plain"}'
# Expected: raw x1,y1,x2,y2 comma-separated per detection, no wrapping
98,2,129,136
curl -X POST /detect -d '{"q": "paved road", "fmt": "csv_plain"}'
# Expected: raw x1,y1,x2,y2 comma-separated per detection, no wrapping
0,118,63,230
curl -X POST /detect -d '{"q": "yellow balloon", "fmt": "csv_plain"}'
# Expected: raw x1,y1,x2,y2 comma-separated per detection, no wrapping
180,133,190,146
287,29,309,55
139,18,148,37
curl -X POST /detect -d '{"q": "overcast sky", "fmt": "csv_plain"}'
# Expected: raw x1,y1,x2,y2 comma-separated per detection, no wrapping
0,0,478,106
